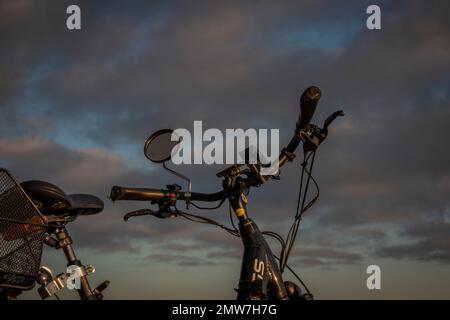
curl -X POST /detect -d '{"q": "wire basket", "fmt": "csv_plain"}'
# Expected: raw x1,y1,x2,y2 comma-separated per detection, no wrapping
0,168,47,290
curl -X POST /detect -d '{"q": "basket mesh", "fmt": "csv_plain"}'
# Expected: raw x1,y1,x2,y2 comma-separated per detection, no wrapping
0,168,46,290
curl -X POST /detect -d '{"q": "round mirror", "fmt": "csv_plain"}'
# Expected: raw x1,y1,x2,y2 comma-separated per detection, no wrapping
144,129,181,163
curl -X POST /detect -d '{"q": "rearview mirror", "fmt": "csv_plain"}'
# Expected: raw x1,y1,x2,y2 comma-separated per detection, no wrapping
144,129,181,163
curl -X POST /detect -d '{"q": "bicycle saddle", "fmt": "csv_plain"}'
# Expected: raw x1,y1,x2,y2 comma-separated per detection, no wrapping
20,180,104,216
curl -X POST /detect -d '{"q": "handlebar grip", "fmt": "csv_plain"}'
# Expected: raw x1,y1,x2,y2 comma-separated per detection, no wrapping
110,186,166,202
297,86,321,130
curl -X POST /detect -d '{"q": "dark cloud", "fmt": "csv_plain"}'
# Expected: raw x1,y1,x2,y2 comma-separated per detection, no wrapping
376,220,450,262
144,253,216,267
292,247,363,267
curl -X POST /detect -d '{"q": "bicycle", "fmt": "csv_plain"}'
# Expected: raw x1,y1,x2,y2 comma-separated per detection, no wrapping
0,169,109,300
110,86,344,300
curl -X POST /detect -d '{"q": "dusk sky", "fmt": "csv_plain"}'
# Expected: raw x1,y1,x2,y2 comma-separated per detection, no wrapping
1,0,449,299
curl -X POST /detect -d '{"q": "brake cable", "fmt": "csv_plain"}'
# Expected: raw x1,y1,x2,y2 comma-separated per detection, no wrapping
273,255,311,294
280,150,319,272
175,206,240,237
262,231,311,295
191,197,227,210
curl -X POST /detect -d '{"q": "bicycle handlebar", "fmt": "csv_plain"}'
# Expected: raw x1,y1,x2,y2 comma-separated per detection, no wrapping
110,186,226,203
110,86,343,205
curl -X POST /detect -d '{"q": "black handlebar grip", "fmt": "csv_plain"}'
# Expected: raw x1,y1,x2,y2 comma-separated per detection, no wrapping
110,186,166,202
297,86,321,130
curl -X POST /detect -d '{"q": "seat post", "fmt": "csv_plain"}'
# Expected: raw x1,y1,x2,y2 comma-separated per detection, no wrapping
54,227,97,300
55,227,77,263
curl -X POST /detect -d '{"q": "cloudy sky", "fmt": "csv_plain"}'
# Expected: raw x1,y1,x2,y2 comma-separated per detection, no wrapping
1,0,449,299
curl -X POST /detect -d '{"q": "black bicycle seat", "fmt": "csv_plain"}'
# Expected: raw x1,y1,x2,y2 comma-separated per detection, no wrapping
68,194,104,215
20,180,104,217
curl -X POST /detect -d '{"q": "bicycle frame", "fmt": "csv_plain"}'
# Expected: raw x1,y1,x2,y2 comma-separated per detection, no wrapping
111,86,344,300
237,218,287,300
228,176,288,300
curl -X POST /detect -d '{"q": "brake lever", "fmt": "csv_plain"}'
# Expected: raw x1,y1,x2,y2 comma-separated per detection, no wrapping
300,110,344,152
323,110,345,132
123,209,155,221
123,208,177,221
